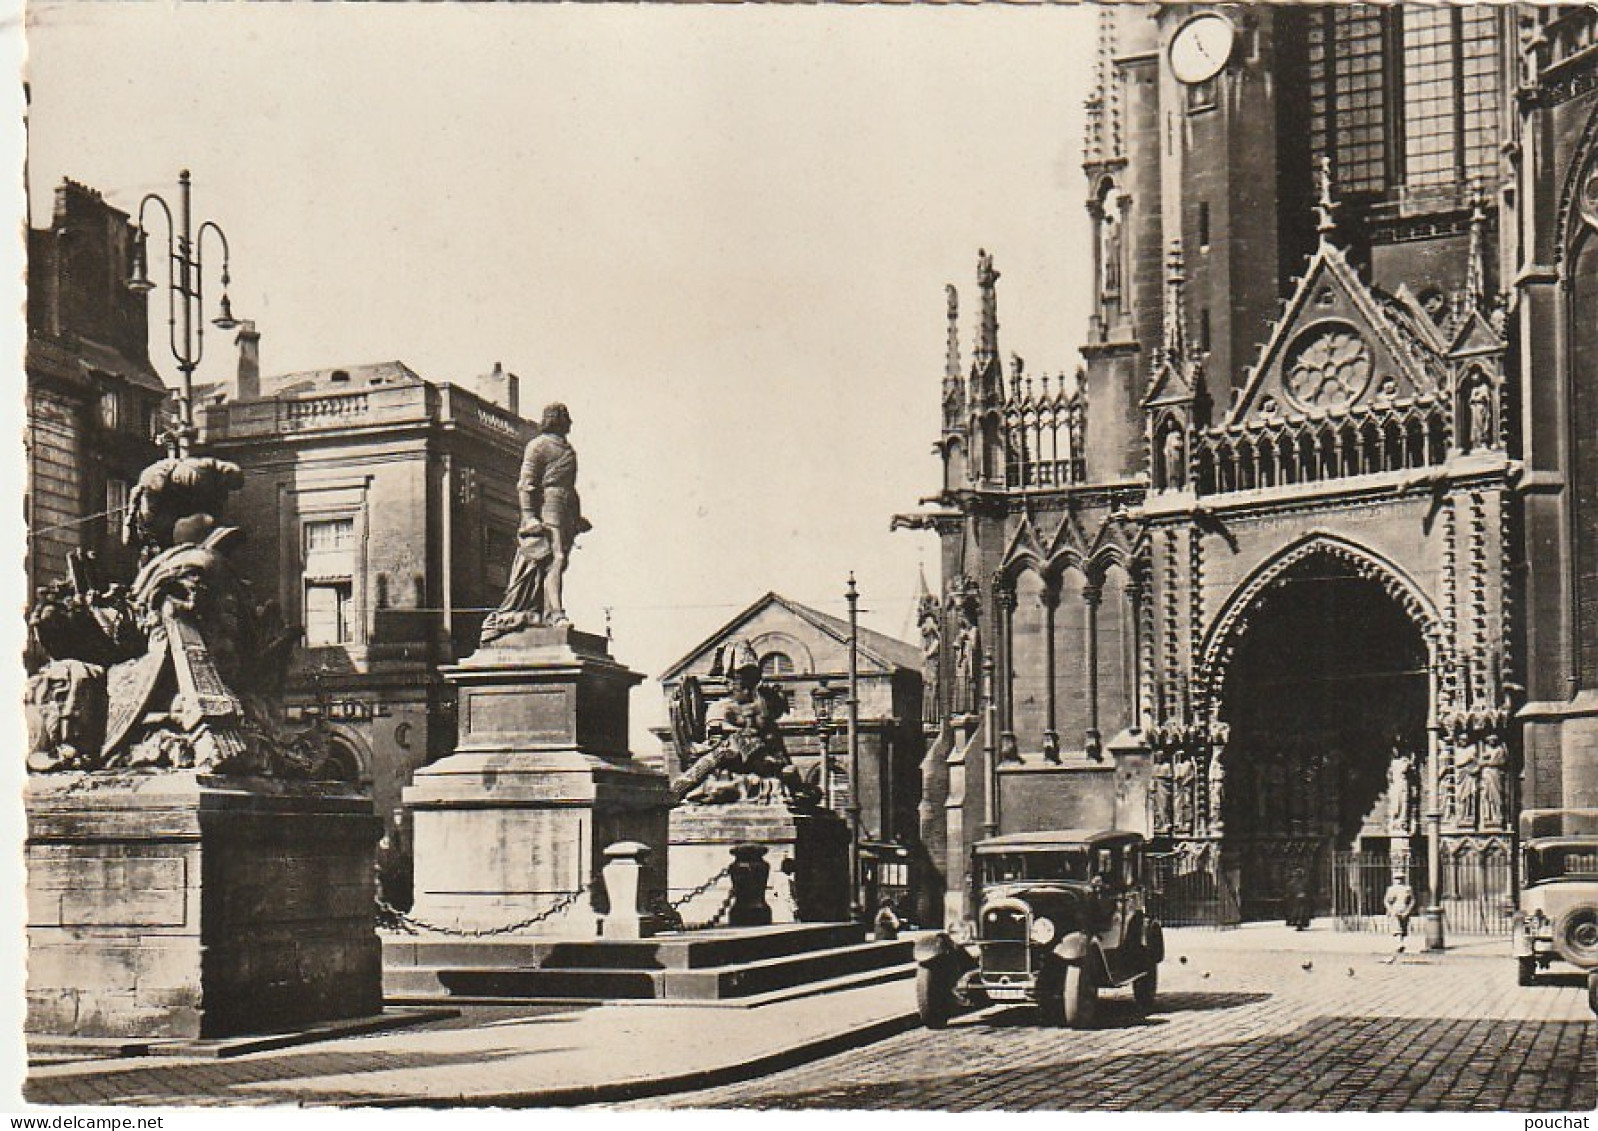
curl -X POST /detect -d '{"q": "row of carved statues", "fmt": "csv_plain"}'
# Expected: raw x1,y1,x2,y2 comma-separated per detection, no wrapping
1146,732,1513,838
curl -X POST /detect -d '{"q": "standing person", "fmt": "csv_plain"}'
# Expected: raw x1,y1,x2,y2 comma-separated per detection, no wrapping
1383,871,1416,954
1284,863,1312,931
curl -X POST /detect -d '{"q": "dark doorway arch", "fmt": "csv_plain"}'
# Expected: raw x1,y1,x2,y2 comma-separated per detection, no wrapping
1216,550,1430,921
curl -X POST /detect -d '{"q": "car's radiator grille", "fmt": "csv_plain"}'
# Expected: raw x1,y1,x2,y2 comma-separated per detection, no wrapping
981,906,1030,975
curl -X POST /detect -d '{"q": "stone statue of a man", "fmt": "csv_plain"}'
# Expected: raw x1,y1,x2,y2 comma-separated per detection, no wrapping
481,403,592,644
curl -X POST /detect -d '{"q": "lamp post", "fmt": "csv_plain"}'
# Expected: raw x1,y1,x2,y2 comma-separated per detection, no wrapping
810,679,840,809
846,573,863,920
127,169,240,455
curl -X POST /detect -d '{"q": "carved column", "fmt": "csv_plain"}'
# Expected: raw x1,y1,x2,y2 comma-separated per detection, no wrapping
1131,568,1155,735
1041,581,1061,761
994,576,1018,758
1083,579,1103,759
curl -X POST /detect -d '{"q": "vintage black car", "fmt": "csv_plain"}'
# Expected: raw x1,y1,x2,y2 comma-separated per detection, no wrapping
1512,809,1598,988
914,829,1163,1028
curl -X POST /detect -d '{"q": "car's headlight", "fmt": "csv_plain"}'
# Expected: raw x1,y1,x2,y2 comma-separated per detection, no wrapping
949,919,975,945
1030,916,1057,945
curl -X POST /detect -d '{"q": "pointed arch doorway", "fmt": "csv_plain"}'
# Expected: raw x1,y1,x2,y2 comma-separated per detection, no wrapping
1211,544,1434,922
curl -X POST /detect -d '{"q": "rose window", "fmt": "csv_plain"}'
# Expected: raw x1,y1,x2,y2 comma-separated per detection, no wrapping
1284,325,1374,411
1579,160,1598,233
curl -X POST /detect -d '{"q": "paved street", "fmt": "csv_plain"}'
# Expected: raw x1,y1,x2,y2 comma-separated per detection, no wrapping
629,929,1597,1113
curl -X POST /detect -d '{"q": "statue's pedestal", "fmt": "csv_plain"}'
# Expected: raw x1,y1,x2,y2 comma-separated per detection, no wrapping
669,802,850,925
406,626,671,937
26,772,382,1038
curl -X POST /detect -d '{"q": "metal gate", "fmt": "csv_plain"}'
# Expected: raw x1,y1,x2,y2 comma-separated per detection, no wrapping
1324,850,1513,936
1147,851,1241,929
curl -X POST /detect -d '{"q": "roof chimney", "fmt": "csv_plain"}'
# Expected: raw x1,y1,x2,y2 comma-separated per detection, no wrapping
234,320,260,402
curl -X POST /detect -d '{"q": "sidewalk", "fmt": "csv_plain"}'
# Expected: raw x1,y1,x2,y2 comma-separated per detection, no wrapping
21,974,919,1109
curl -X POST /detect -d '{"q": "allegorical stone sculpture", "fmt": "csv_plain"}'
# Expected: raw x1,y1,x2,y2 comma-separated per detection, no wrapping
480,402,592,645
24,451,321,778
668,642,820,808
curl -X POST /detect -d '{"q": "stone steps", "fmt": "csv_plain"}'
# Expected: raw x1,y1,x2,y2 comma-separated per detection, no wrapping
385,921,866,972
382,924,912,1002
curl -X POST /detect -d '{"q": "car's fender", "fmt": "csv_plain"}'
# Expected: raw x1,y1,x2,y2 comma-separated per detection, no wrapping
1143,918,1166,964
914,932,975,970
1052,930,1091,964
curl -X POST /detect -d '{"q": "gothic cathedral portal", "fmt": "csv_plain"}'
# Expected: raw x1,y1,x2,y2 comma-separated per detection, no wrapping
1213,551,1430,920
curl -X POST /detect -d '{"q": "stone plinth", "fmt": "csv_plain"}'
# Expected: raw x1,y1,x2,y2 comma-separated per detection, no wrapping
26,771,382,1039
669,802,849,925
406,626,671,937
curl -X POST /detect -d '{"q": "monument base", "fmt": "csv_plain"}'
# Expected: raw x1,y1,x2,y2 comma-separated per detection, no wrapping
407,625,672,938
669,802,850,925
26,772,382,1039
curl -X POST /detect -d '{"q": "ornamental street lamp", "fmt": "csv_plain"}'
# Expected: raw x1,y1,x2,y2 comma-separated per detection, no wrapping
127,170,240,456
810,678,842,810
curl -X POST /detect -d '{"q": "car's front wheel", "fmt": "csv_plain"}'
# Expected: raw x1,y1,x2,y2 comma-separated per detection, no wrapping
1517,955,1538,987
917,962,956,1029
1554,906,1598,967
1133,963,1158,1011
1062,963,1099,1028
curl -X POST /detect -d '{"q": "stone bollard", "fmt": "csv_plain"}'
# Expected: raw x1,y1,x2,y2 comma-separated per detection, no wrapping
601,841,653,939
728,843,774,927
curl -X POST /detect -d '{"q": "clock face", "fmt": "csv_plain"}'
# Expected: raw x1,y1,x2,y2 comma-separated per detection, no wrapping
1170,13,1236,85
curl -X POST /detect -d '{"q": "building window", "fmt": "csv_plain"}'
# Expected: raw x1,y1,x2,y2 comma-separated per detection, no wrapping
98,389,120,431
105,478,129,539
303,517,357,646
760,652,795,677
1308,6,1500,199
1197,201,1211,250
306,518,355,553
305,580,355,646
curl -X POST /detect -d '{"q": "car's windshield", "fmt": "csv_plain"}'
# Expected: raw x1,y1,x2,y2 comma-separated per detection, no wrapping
980,850,1092,884
1525,844,1598,884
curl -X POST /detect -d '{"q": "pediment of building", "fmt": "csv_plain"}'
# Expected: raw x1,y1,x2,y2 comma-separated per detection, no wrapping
1225,243,1447,430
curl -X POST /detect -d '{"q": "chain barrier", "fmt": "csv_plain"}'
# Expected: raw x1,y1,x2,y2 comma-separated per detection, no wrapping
668,862,734,911
376,886,587,937
665,862,738,931
682,886,738,932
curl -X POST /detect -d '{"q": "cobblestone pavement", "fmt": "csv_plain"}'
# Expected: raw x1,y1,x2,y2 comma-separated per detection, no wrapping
629,939,1597,1112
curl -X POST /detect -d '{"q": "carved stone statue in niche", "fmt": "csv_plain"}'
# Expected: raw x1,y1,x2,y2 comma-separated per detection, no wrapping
1468,382,1494,453
1387,745,1414,835
1454,737,1480,830
951,594,981,716
1172,750,1196,833
917,594,941,723
1163,426,1186,490
1478,733,1509,830
1150,753,1174,834
1207,751,1226,834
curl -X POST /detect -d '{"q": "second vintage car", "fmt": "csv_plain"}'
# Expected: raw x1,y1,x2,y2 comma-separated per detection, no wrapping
914,828,1163,1029
1512,809,1598,993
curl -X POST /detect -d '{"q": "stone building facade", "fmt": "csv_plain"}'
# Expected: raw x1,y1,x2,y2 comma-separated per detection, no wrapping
905,4,1598,927
26,179,169,599
196,359,535,834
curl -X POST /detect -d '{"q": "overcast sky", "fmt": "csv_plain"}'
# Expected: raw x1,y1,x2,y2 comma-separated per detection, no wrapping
21,0,1098,746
